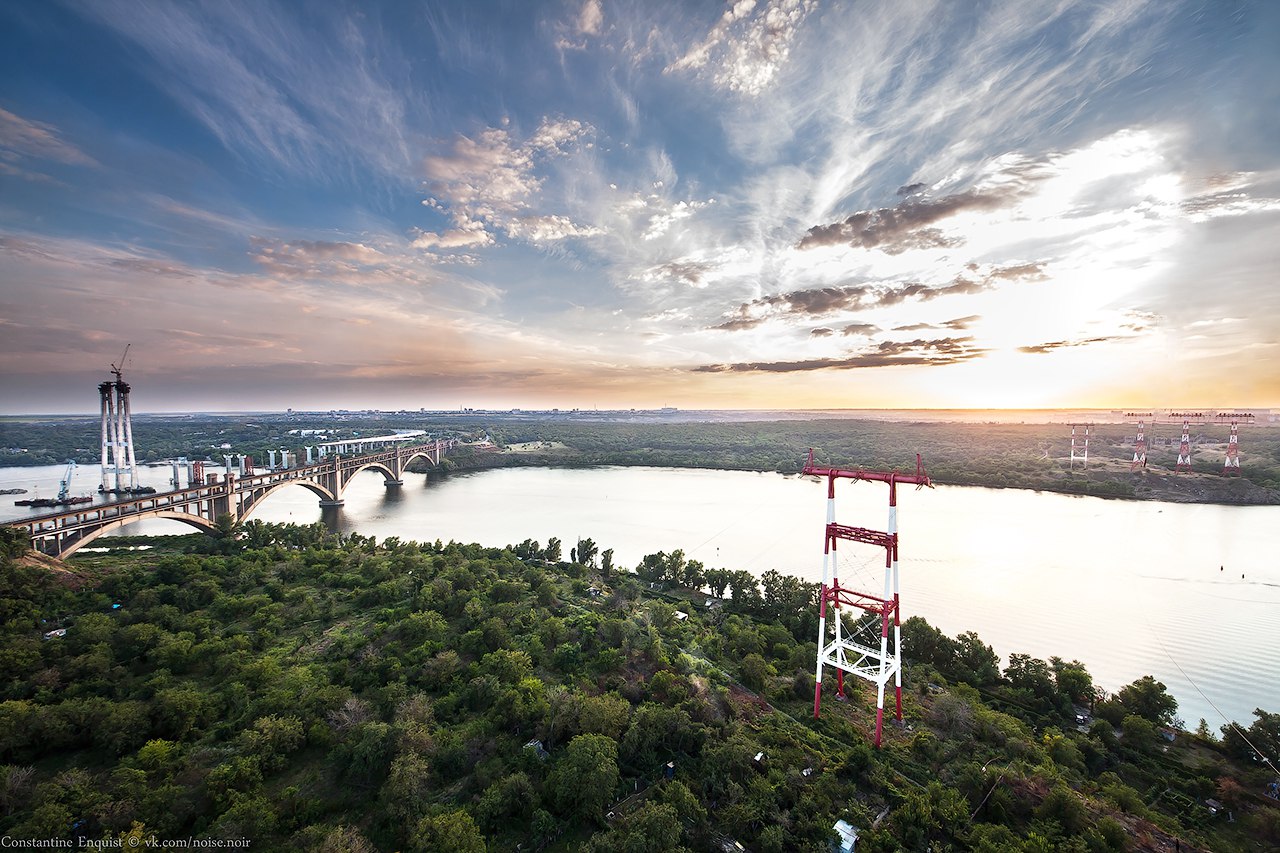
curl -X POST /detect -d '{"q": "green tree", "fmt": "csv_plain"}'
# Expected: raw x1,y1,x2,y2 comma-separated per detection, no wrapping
888,781,969,849
704,568,731,598
412,809,486,853
636,552,667,583
954,631,1001,688
1115,676,1177,725
583,801,684,852
740,653,773,691
1050,657,1095,705
575,537,599,568
550,734,619,824
1035,785,1087,836
1220,709,1280,764
577,693,630,740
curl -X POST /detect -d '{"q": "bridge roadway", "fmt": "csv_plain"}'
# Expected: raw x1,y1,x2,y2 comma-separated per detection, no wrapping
7,439,455,559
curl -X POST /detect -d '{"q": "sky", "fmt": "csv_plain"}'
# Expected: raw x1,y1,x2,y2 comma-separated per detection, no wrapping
1,0,1278,414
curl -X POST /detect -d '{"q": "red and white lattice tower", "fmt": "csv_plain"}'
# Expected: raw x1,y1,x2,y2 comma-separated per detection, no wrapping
1223,421,1241,475
1175,420,1193,473
1070,424,1090,469
1130,420,1148,470
803,450,931,748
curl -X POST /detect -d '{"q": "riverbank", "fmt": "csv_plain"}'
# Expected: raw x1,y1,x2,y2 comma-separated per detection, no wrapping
4,414,1278,506
432,438,1280,506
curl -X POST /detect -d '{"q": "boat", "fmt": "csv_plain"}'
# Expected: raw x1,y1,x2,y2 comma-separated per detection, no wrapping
98,485,157,495
14,495,94,508
15,460,95,508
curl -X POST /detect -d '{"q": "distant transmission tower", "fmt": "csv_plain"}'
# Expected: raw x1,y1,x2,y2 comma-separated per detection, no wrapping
98,345,139,494
1130,418,1148,470
1223,421,1241,475
1175,420,1193,473
1069,424,1090,469
803,450,931,747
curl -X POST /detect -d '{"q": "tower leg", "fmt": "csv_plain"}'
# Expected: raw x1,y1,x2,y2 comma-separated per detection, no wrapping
875,608,889,743
814,575,827,718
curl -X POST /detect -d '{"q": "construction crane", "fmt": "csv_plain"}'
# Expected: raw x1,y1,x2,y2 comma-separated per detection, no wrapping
111,343,131,382
56,460,76,503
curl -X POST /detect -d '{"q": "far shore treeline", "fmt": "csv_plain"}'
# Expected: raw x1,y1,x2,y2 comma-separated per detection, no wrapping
0,522,1277,850
3,413,1279,505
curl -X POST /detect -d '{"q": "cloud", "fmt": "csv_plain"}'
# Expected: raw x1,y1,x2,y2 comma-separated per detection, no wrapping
642,198,715,240
577,0,604,36
71,1,417,179
556,0,604,49
411,217,495,250
985,262,1047,281
1120,310,1160,333
693,336,985,372
840,323,880,336
711,263,1039,331
106,258,196,278
249,237,442,287
666,0,817,95
644,259,716,287
1179,173,1280,222
886,315,980,333
810,327,833,337
1017,336,1125,354
505,214,603,242
798,180,1040,253
0,107,98,172
420,117,596,252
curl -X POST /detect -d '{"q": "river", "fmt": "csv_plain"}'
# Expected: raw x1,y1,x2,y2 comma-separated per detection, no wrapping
3,461,1278,731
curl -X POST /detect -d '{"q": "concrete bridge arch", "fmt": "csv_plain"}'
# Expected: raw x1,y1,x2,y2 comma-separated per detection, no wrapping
237,478,338,520
55,510,220,559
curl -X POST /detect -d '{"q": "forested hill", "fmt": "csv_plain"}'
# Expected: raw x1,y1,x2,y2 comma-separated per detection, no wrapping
0,524,1277,851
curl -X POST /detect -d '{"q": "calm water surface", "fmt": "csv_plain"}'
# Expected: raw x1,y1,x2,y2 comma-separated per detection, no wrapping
4,462,1277,729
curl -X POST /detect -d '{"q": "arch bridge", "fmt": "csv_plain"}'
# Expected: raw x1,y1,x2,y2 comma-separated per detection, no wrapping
8,439,456,559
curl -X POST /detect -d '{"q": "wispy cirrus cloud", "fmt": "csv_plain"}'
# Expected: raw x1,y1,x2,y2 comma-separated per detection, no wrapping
0,106,98,167
0,106,97,182
73,0,417,178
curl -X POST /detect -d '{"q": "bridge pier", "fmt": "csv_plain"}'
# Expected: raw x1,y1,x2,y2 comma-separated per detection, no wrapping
212,473,240,524
384,447,406,486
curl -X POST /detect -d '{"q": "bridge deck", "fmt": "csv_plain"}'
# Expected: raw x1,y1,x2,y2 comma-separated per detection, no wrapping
6,440,454,557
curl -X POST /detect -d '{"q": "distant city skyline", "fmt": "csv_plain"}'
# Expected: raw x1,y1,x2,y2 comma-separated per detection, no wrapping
2,1,1278,414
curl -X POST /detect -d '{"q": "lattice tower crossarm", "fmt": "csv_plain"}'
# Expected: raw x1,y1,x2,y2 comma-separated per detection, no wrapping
803,450,930,748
